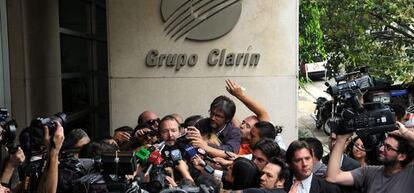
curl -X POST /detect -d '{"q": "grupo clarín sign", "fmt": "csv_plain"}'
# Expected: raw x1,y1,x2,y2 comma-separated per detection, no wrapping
145,49,261,71
145,0,260,71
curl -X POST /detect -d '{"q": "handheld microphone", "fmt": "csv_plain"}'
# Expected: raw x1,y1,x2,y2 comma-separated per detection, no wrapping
145,142,166,174
135,148,151,164
182,144,198,160
170,149,182,162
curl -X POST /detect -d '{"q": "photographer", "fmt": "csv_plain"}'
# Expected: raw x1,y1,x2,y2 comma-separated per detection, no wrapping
326,122,414,193
0,147,25,190
36,121,65,193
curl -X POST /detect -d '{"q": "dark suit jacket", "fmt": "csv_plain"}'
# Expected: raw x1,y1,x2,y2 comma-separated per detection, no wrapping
322,154,360,171
285,175,342,193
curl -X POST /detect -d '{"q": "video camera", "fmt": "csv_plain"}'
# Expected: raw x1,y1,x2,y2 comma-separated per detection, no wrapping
325,67,397,135
0,108,18,154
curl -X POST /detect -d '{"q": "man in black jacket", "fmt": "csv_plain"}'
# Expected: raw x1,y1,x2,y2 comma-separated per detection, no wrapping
285,140,341,193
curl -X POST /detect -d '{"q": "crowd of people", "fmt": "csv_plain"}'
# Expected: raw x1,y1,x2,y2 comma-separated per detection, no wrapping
1,79,414,193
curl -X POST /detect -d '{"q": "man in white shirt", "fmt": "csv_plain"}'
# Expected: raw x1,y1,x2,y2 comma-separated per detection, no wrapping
285,140,341,193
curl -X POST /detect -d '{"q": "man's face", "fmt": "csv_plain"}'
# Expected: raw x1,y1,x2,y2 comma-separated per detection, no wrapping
290,148,313,180
260,163,281,189
159,119,180,145
240,116,257,140
250,126,261,147
142,111,160,130
252,149,269,170
209,108,227,130
378,137,401,165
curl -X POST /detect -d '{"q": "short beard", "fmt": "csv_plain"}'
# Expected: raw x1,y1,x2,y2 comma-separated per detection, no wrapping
380,158,399,168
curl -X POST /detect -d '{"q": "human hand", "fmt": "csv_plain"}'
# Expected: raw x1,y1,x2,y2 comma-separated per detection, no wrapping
7,147,25,168
135,128,152,137
213,157,233,167
191,155,206,172
225,79,245,98
52,121,65,151
165,176,177,188
391,121,411,137
187,127,208,149
113,131,131,143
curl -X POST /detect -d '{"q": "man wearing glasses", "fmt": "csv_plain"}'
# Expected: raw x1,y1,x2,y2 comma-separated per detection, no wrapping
326,122,414,193
137,110,160,130
191,95,241,154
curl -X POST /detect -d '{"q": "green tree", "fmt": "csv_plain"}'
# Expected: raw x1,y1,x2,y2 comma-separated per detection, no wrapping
300,0,327,64
318,0,414,83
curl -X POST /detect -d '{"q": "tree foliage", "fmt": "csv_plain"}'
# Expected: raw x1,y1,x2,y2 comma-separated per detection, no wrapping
299,0,327,64
317,0,414,83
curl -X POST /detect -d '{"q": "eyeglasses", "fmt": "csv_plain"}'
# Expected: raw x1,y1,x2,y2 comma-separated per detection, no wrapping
380,141,399,152
146,118,160,126
209,110,225,120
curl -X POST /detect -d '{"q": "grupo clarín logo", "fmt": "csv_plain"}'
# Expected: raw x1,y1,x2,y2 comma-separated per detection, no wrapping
160,0,242,41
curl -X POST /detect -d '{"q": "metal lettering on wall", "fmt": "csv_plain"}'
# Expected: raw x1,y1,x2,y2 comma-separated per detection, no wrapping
161,0,242,41
145,49,261,71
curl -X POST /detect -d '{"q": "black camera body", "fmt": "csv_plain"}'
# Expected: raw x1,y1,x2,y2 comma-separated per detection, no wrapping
0,108,18,154
30,112,67,136
325,68,397,135
330,102,396,135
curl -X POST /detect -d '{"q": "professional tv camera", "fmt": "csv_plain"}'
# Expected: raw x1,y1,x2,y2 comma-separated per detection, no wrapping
325,67,397,135
74,151,143,193
0,108,18,154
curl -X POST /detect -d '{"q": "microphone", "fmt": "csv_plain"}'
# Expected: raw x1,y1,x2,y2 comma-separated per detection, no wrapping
170,149,182,162
145,142,166,174
135,148,151,164
182,144,198,160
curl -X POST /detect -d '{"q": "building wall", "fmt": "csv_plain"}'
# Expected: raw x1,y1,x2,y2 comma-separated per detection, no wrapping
108,0,298,143
7,0,62,129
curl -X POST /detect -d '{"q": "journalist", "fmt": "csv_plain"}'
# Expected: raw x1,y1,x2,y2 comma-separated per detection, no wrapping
326,122,414,193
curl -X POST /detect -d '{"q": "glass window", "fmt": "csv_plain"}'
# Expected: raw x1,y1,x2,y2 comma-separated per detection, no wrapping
60,34,91,73
59,0,90,33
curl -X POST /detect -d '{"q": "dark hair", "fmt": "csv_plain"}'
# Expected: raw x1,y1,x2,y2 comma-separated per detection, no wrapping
62,128,90,150
210,95,236,122
159,115,180,131
301,137,323,160
390,104,406,121
137,112,146,125
183,115,204,128
255,121,276,140
267,156,287,180
251,138,281,160
231,157,261,190
84,141,118,158
286,140,313,164
388,133,413,167
196,174,221,193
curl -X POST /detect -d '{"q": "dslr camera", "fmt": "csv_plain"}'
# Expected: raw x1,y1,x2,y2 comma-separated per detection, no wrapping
0,108,18,154
30,112,67,136
325,67,397,135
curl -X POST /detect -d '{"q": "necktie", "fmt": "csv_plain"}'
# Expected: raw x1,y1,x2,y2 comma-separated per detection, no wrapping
288,179,300,193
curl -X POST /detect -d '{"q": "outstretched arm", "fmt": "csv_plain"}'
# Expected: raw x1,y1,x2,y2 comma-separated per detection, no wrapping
326,132,355,186
225,79,270,121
